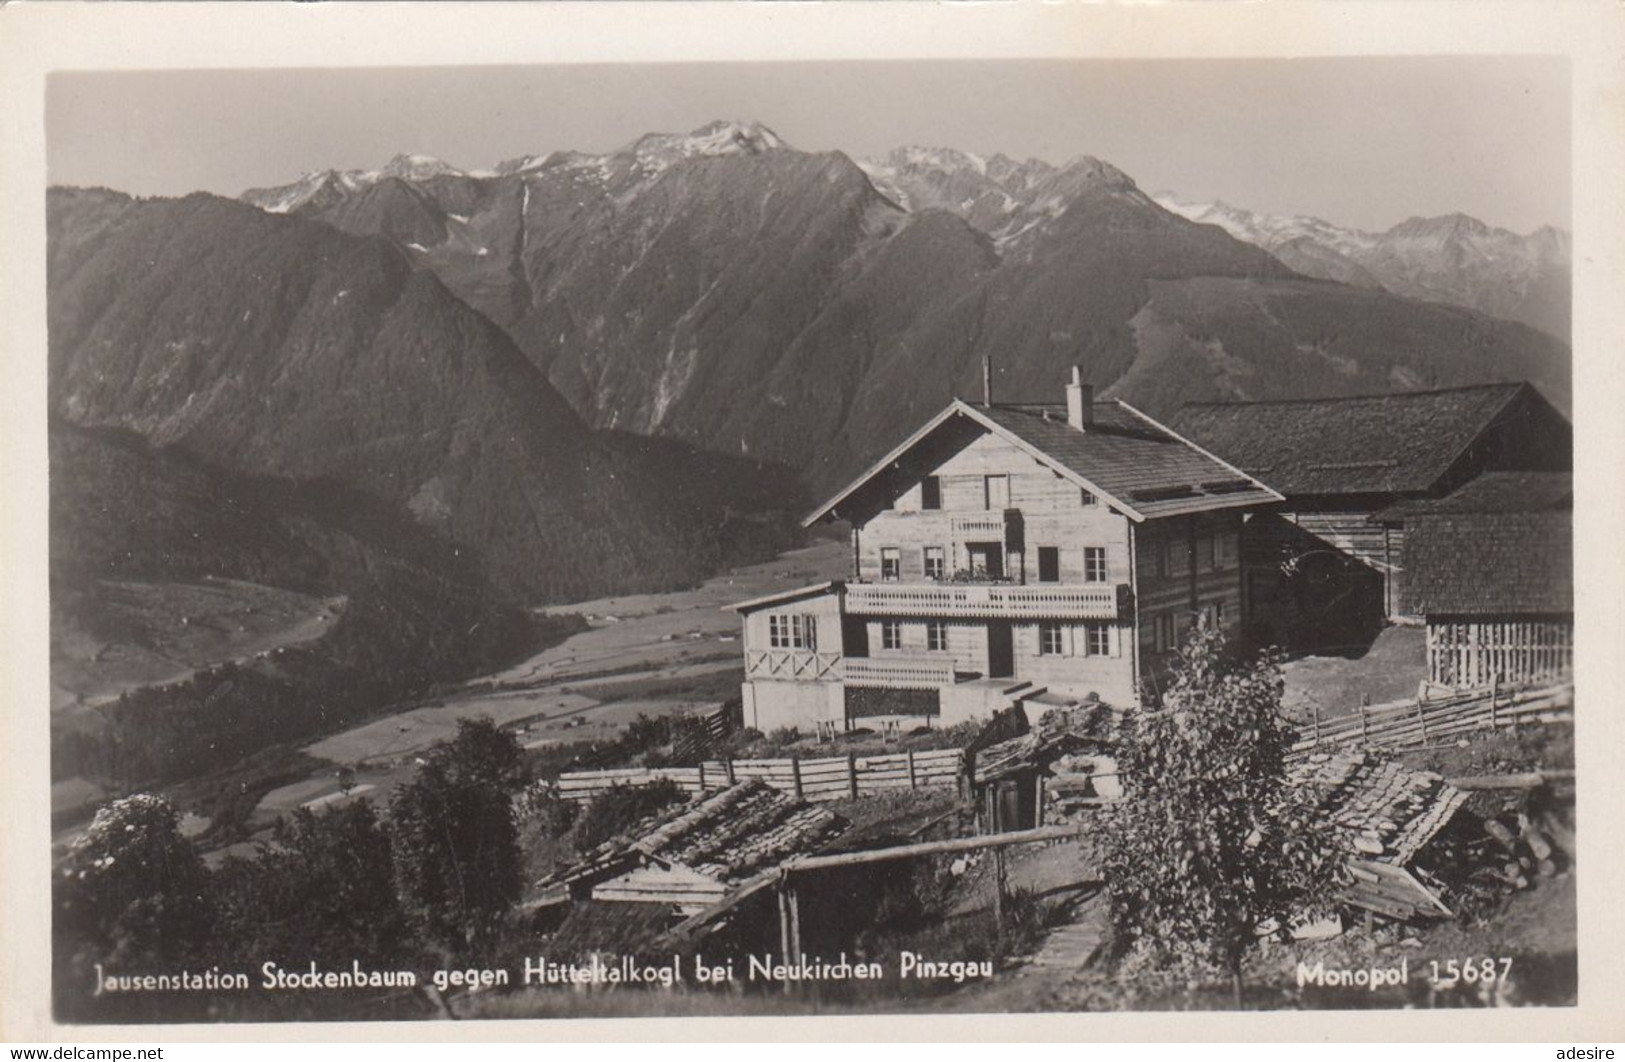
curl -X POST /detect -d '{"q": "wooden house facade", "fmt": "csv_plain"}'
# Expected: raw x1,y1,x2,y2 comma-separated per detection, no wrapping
1170,384,1571,651
732,370,1283,735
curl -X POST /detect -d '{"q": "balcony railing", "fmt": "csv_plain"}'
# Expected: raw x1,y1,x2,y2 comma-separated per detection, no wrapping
951,513,1007,537
846,581,1122,619
843,655,958,690
744,649,956,690
745,649,842,682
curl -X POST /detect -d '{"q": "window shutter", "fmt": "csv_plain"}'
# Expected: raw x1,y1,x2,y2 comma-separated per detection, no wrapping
1110,623,1122,658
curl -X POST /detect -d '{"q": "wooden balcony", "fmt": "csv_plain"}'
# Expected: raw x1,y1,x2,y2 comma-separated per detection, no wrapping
745,649,842,682
950,513,1007,537
744,649,959,689
845,581,1123,619
843,655,958,690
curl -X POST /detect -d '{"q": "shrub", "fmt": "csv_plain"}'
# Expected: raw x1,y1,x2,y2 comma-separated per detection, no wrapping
1102,623,1343,1004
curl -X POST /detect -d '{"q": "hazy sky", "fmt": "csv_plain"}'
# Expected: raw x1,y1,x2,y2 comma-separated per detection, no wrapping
48,58,1570,233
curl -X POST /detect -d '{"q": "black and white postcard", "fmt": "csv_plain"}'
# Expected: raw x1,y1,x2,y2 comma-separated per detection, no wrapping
2,0,1622,1043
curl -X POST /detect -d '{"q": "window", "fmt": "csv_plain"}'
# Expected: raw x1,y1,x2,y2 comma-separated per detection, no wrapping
967,543,1004,579
926,621,948,652
1039,622,1065,656
880,547,900,582
1083,547,1107,583
1155,612,1178,652
769,613,817,650
1212,531,1229,570
1084,623,1110,657
923,546,945,580
984,474,1009,511
881,621,902,651
920,476,942,510
1080,488,1097,507
1155,539,1170,578
1037,546,1060,583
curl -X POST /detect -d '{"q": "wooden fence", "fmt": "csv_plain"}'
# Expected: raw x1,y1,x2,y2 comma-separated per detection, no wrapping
1291,680,1573,756
556,747,964,804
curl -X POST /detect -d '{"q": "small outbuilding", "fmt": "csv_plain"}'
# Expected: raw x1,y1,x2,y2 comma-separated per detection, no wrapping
1374,472,1573,689
966,697,1122,833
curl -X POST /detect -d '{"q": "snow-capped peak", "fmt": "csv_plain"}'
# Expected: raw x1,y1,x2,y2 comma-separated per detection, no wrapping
376,153,465,182
688,119,787,152
625,120,790,166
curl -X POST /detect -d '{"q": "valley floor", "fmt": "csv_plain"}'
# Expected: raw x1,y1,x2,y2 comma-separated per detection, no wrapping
213,538,852,859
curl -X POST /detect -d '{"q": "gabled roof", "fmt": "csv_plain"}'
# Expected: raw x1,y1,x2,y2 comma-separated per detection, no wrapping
805,398,1280,526
1372,471,1572,524
1169,383,1558,496
1401,510,1573,616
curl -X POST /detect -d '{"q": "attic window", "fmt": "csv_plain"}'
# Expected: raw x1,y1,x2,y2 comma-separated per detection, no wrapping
921,476,942,510
1080,488,1097,507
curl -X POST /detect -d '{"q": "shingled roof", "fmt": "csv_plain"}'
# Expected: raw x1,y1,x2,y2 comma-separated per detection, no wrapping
1373,471,1572,523
1401,510,1573,616
1169,383,1559,496
542,779,848,895
1290,750,1469,866
806,398,1280,525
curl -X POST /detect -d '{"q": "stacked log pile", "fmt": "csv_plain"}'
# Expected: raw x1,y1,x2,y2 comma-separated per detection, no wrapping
1414,773,1575,915
1043,751,1122,825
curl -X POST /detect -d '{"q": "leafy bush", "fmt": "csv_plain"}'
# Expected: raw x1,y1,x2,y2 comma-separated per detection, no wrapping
1102,623,1343,1002
388,719,527,961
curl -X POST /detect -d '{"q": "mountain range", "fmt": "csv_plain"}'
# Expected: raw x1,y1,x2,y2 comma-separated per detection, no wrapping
48,185,804,604
1150,194,1571,340
230,120,1569,494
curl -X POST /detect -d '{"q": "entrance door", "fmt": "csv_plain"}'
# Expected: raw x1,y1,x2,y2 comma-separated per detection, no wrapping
987,621,1014,678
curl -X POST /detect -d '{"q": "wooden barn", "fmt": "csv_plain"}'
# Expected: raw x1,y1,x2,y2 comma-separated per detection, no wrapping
1374,472,1573,689
1170,384,1571,651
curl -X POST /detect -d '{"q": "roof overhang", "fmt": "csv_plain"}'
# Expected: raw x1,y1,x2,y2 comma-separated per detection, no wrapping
803,398,1284,527
727,580,843,614
803,399,1152,525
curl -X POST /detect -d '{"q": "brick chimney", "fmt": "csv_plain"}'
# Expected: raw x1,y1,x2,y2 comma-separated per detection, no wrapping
1066,365,1093,430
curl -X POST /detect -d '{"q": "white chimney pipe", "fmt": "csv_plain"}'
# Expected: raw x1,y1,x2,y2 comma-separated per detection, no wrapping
1066,365,1093,430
